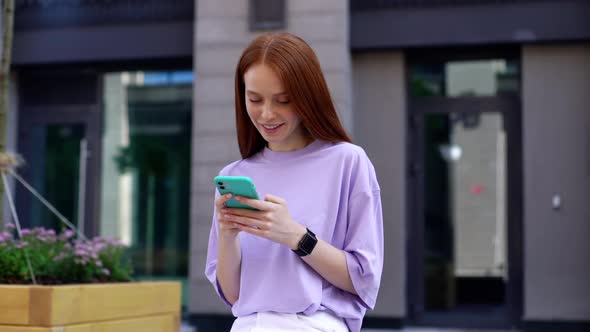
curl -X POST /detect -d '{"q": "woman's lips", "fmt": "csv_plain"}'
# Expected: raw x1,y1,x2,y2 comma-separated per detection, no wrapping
261,123,284,134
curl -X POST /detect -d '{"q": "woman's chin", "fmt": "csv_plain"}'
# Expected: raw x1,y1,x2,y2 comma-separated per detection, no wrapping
264,138,285,148
259,131,286,145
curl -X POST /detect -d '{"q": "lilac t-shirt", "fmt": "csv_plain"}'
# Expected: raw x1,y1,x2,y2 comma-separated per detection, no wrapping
205,140,384,332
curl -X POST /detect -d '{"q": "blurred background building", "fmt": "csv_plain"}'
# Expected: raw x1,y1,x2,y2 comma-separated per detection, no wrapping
2,0,589,331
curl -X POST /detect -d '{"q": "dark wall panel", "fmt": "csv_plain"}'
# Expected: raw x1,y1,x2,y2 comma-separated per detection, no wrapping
351,1,590,49
13,22,193,65
12,0,194,65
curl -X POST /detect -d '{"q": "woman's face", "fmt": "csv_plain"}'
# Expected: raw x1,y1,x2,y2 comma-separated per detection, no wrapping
243,63,308,152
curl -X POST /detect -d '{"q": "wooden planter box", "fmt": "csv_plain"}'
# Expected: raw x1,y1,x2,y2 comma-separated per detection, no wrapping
0,281,181,332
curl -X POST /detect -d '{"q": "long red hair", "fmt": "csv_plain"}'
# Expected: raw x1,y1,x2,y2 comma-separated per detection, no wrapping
235,32,351,159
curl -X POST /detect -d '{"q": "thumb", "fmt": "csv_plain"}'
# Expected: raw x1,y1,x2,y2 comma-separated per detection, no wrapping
264,194,285,205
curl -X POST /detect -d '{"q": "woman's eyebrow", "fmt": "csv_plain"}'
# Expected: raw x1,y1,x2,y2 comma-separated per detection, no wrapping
246,90,288,97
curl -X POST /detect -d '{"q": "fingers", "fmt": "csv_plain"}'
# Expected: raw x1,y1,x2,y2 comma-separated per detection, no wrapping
221,207,260,218
234,196,274,210
216,194,239,232
222,213,270,230
215,193,233,210
264,194,286,205
234,222,268,237
228,194,286,210
218,219,239,229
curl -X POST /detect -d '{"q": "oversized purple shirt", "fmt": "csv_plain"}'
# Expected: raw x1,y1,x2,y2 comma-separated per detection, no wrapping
205,140,384,332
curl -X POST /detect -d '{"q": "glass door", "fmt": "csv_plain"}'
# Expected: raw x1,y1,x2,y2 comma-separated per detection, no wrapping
27,123,85,230
16,106,102,236
408,57,523,329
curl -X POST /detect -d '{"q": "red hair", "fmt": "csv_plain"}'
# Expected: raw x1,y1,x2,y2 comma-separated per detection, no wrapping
234,32,351,159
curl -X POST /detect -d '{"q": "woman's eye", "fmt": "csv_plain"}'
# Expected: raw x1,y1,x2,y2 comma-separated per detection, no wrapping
277,100,290,105
248,99,262,103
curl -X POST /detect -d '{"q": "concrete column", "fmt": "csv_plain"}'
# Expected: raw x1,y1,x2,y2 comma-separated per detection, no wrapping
352,52,407,318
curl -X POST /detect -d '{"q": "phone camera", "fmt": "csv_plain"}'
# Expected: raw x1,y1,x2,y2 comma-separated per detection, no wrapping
220,186,226,190
217,182,224,186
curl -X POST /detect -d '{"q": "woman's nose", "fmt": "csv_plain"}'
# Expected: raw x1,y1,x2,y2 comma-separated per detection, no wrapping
260,103,275,120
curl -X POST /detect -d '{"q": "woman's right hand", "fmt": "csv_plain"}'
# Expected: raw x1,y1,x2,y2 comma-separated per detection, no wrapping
215,193,241,239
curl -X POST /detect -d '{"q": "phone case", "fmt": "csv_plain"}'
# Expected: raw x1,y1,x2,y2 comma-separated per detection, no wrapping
214,175,259,210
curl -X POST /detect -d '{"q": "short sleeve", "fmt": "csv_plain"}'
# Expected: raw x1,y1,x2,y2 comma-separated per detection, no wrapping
343,189,384,309
204,190,233,307
342,150,384,309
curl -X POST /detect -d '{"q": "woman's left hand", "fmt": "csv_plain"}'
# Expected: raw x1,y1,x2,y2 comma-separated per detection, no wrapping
219,194,307,250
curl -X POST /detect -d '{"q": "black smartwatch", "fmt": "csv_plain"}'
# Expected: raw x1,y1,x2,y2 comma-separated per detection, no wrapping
292,228,318,257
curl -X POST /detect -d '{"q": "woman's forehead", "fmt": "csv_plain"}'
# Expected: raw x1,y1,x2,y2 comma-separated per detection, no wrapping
244,63,285,94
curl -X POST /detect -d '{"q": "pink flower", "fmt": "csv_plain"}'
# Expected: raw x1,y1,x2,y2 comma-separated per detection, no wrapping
15,241,29,249
106,238,127,248
37,234,56,242
63,230,75,238
5,223,15,229
102,268,111,276
21,229,32,236
95,260,103,267
75,258,89,265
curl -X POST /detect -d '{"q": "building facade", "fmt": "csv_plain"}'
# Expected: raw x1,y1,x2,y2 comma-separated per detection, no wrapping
5,0,196,306
3,0,590,331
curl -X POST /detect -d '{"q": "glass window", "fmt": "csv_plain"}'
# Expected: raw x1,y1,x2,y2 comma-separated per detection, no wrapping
411,59,520,97
249,0,286,31
423,112,508,311
100,71,192,306
27,124,85,230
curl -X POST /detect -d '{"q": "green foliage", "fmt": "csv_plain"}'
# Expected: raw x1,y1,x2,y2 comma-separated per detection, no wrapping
0,225,132,284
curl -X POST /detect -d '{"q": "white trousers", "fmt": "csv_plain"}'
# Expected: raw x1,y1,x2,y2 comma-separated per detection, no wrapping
230,311,349,332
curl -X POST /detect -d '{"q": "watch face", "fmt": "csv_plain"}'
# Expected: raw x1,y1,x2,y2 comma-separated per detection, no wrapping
299,229,318,255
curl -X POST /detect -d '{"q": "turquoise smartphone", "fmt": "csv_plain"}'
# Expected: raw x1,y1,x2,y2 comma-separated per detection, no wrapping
214,175,259,210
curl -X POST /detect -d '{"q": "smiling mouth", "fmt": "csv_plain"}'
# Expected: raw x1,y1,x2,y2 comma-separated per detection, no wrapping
261,124,283,130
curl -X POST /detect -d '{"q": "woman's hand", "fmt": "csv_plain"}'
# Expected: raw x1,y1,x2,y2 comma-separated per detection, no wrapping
220,194,307,249
215,193,242,240
214,193,242,305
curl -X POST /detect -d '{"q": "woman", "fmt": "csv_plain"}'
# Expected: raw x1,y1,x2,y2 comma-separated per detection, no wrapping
205,32,383,332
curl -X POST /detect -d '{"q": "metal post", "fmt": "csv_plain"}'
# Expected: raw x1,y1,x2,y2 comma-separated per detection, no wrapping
77,138,88,236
